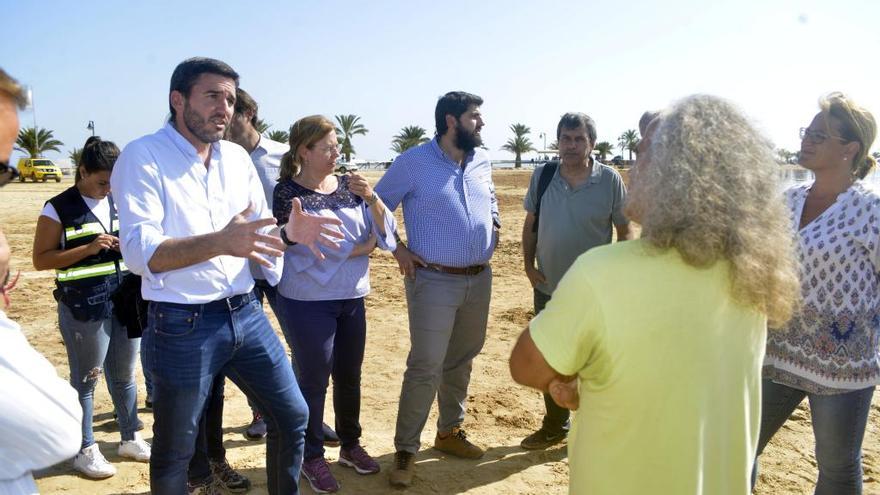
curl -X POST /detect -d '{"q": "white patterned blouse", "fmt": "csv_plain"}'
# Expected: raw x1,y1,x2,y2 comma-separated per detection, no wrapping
764,181,880,394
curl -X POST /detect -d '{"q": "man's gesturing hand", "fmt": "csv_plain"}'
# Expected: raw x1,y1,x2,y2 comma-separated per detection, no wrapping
221,204,286,267
284,198,344,260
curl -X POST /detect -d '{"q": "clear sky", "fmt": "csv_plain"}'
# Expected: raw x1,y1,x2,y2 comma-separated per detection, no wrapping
3,0,879,164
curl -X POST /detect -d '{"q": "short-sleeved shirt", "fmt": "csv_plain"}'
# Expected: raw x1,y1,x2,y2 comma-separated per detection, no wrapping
530,239,766,495
523,161,628,294
764,181,880,394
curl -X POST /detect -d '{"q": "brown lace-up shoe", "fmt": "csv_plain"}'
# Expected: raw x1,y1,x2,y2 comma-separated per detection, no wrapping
389,450,415,488
433,426,484,459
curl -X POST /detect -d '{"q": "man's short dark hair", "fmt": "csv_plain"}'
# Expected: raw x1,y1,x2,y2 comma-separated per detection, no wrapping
235,88,259,127
435,91,483,137
0,68,27,109
168,57,239,121
556,112,597,145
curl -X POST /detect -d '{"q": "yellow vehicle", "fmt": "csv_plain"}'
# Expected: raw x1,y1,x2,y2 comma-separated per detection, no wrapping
17,157,62,182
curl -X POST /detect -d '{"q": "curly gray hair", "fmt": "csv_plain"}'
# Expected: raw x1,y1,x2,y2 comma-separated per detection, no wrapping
626,94,800,326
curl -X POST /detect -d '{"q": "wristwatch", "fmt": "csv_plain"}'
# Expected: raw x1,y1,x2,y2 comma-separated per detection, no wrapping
279,224,297,246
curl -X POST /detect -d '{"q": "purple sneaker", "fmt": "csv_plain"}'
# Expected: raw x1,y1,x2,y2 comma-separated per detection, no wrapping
339,445,380,475
301,457,339,493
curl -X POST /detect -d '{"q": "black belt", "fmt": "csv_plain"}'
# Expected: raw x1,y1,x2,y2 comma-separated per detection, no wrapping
151,291,256,313
426,263,487,276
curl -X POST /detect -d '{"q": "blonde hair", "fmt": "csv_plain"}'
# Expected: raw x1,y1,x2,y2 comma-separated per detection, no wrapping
819,92,877,179
0,68,27,109
626,94,800,327
279,115,336,181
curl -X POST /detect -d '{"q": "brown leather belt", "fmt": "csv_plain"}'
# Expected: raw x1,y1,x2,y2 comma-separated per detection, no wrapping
426,263,487,276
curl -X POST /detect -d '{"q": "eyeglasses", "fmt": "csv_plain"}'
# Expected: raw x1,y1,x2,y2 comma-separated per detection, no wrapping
799,127,850,144
315,143,342,155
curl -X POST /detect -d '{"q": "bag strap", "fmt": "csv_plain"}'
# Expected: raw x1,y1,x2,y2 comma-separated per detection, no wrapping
532,162,558,233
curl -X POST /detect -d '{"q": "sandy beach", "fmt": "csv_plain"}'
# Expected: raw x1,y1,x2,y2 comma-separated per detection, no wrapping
1,169,876,494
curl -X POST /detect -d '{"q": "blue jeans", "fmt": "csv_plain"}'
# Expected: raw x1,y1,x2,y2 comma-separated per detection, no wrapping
278,295,366,460
753,379,874,494
58,301,140,449
143,352,153,403
143,293,308,495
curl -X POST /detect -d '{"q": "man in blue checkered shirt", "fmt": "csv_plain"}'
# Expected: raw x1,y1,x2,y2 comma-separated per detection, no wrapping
375,91,499,488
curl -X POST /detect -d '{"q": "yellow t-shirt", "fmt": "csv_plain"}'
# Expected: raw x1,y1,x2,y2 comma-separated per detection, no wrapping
530,239,766,495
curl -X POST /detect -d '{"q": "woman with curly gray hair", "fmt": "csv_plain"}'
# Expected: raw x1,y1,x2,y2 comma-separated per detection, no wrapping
510,94,799,494
754,93,878,495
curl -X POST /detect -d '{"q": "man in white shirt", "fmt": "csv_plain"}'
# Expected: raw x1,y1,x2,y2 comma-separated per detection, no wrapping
111,57,341,495
0,67,82,495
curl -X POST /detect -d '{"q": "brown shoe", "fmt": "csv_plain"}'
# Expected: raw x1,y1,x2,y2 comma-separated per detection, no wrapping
389,450,415,488
433,426,484,459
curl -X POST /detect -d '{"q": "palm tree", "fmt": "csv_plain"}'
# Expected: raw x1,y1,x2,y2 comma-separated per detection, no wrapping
500,123,535,169
68,147,83,166
15,126,64,158
776,148,798,164
255,118,271,135
335,114,368,162
627,138,640,160
593,141,614,162
618,129,639,161
391,125,429,154
267,130,289,143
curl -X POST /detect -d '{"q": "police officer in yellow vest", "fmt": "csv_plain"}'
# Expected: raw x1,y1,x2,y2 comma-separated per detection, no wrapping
32,137,151,479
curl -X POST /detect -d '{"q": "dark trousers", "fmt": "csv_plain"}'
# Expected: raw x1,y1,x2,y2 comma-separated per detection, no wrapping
534,289,570,433
188,374,226,484
277,295,366,460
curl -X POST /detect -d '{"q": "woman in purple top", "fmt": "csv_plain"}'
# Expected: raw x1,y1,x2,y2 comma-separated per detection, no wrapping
273,115,395,493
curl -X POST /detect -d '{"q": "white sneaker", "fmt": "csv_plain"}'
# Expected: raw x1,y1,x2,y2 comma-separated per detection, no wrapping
73,443,116,479
118,432,151,462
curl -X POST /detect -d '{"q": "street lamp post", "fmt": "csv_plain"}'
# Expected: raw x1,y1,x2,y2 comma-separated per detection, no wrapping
87,121,95,136
539,132,547,150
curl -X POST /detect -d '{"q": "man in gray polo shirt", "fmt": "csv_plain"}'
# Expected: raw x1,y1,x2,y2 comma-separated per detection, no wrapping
520,112,632,450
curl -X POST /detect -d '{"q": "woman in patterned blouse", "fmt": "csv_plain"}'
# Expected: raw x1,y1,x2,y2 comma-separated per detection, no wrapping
754,93,878,494
272,115,396,493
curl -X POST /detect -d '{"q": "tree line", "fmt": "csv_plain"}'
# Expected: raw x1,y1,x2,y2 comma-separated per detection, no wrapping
38,119,879,170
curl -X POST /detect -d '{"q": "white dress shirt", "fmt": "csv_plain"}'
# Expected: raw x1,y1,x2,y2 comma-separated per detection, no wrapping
0,310,81,495
111,123,282,304
248,137,288,282
251,136,288,210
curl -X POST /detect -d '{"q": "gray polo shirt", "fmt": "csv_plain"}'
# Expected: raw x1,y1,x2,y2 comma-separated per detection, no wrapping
524,161,628,295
